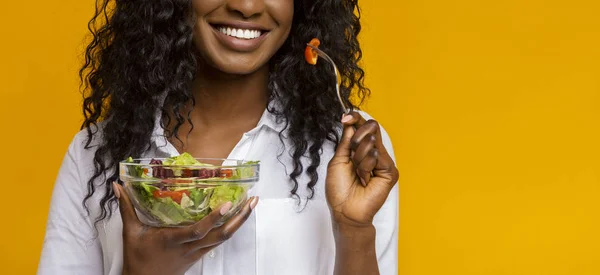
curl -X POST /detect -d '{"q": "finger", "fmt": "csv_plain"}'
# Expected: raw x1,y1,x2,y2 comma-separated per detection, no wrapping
340,112,395,180
335,121,357,158
342,112,386,151
172,201,234,243
372,157,400,187
184,197,258,252
113,182,142,230
371,144,398,183
350,120,379,151
346,116,394,177
216,196,258,240
336,111,369,158
356,149,378,185
341,111,368,128
351,133,376,166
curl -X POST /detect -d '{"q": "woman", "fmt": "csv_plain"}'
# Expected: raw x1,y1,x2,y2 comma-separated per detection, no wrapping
38,0,399,274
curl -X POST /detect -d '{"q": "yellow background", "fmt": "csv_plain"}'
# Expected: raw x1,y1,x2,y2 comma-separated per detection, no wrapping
1,0,599,274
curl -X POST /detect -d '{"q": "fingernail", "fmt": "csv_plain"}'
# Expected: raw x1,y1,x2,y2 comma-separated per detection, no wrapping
341,114,352,123
249,197,259,210
112,182,121,199
220,201,233,215
360,178,367,187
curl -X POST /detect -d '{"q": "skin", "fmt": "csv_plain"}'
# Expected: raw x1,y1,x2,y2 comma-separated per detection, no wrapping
167,0,292,158
116,0,399,275
328,113,399,275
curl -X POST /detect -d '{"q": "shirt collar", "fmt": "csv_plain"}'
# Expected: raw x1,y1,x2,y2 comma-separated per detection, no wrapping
254,100,286,133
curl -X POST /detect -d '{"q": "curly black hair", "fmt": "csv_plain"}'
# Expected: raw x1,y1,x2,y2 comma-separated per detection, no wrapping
80,0,370,224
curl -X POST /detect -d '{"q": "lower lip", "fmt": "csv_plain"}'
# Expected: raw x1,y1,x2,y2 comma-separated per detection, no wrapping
212,26,268,52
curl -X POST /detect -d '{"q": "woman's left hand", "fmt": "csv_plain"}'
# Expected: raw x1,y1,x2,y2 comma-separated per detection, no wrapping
326,112,399,227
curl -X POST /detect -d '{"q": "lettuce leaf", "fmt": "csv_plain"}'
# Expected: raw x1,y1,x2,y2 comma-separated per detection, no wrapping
132,182,159,207
163,153,213,177
148,197,209,225
125,157,145,177
228,161,259,180
209,185,246,210
189,188,207,206
163,152,212,166
149,197,191,225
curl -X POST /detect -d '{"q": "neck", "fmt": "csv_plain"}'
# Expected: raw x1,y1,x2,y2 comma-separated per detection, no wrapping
189,64,270,126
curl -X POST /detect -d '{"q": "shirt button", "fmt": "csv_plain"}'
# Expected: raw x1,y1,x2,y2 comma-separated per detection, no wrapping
209,250,215,258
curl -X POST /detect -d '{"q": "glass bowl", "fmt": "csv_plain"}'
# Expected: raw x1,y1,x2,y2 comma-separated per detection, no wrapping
119,157,259,227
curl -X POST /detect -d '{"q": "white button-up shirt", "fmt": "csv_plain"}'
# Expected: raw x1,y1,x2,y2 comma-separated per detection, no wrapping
38,108,399,275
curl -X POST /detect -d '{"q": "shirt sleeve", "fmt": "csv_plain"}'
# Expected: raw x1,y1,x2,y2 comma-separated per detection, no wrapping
358,111,399,275
38,133,104,275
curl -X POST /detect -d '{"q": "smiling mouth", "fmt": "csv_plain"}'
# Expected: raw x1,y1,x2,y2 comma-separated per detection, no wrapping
211,24,265,40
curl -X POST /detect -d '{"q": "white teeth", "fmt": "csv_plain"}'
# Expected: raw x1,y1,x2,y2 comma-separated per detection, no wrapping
235,30,245,39
218,26,262,40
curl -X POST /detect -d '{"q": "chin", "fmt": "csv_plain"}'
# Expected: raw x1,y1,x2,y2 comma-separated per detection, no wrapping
207,58,267,76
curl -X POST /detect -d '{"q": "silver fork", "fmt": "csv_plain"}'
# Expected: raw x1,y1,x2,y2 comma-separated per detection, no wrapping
306,44,351,114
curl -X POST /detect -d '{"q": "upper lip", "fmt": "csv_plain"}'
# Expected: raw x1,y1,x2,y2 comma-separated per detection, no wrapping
209,21,271,32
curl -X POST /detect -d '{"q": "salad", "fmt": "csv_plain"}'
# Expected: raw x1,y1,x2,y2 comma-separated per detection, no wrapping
122,153,258,226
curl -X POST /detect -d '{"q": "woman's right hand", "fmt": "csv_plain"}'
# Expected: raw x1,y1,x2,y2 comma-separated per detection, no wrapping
112,182,258,275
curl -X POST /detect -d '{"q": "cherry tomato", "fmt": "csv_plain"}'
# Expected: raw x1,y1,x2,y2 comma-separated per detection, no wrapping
220,169,233,178
305,38,320,65
152,190,190,204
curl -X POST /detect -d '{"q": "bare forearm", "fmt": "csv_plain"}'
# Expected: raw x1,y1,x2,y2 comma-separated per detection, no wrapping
333,223,379,275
